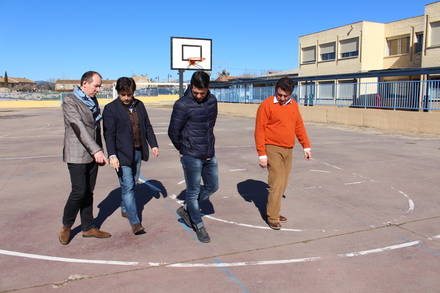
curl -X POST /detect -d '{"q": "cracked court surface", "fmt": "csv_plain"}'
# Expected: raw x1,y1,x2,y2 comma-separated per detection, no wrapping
0,106,439,293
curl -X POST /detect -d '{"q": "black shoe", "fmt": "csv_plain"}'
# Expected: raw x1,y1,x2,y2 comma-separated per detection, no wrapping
267,221,281,230
176,206,193,229
131,223,145,235
195,226,211,243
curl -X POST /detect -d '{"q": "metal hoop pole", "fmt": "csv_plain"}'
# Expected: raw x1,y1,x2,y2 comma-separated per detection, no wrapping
178,69,184,97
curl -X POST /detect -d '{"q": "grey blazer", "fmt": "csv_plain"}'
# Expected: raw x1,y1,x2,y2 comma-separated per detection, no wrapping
62,93,102,163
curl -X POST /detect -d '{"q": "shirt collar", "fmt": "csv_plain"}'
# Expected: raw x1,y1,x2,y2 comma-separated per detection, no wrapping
273,96,292,105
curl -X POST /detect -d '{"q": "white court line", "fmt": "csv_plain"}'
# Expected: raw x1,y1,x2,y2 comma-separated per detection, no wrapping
229,169,247,172
203,214,303,232
0,238,437,267
169,194,184,204
310,169,331,173
178,180,185,185
167,257,321,268
339,241,420,257
322,161,343,170
304,186,322,190
0,249,138,266
0,155,60,161
171,193,303,232
344,181,365,185
391,186,415,213
138,176,162,193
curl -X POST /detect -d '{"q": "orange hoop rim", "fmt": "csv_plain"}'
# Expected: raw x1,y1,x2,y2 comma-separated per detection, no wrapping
187,57,205,66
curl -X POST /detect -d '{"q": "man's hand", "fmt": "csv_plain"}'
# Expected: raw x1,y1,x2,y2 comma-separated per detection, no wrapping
304,149,312,160
151,147,159,158
94,150,109,165
109,156,120,171
258,157,268,168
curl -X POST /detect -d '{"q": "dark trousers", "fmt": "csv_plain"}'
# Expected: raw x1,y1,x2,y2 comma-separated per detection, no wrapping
63,162,98,231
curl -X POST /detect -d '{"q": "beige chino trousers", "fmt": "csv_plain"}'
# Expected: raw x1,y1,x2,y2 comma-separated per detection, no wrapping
266,144,293,223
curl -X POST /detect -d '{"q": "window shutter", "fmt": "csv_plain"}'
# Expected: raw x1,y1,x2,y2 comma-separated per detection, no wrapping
340,38,358,53
319,82,334,99
431,22,440,46
302,47,316,63
320,43,335,54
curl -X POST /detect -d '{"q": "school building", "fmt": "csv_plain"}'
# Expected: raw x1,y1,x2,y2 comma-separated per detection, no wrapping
295,1,440,109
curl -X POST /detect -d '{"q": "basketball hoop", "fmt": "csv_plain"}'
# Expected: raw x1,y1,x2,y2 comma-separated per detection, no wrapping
187,57,205,69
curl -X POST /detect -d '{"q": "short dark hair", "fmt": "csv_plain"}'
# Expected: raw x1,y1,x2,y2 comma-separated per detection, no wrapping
115,77,136,94
191,71,210,89
80,71,102,86
275,77,294,94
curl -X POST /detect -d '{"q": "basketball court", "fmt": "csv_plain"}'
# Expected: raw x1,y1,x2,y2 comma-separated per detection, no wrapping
1,105,439,293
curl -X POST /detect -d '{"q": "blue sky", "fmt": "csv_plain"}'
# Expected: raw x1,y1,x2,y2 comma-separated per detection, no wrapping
0,0,434,81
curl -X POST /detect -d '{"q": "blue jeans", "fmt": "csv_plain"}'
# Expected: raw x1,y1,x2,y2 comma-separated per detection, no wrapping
180,155,219,229
117,150,142,225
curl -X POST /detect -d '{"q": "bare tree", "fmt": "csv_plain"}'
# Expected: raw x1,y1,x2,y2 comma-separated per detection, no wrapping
217,69,230,79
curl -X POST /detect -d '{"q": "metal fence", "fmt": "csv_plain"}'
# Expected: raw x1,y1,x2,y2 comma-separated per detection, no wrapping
212,80,440,111
0,91,113,100
135,87,179,96
211,85,273,104
0,87,179,101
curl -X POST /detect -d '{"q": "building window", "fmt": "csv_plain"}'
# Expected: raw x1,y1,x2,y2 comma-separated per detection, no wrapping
339,38,359,59
415,33,423,53
430,21,440,46
318,82,334,101
387,36,410,56
302,46,316,64
319,42,336,61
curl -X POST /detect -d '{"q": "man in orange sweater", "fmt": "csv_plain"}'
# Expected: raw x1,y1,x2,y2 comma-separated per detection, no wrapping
254,77,312,230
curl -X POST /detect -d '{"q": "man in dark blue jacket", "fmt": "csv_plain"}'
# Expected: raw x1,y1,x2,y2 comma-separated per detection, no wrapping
168,71,218,243
103,77,159,235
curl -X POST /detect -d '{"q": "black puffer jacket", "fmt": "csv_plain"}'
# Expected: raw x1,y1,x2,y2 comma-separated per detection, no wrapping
168,88,217,159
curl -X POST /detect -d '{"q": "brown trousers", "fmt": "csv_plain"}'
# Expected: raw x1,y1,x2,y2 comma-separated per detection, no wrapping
266,144,293,223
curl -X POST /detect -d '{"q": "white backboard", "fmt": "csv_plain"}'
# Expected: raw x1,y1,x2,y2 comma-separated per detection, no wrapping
171,37,212,71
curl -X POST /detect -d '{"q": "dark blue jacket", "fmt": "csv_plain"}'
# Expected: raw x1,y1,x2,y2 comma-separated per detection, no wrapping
103,98,158,166
168,88,217,159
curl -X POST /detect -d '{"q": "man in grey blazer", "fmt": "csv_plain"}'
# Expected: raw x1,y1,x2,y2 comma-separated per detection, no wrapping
59,71,111,245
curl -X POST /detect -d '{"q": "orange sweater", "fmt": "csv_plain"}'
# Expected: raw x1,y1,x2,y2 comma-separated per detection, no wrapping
254,97,311,156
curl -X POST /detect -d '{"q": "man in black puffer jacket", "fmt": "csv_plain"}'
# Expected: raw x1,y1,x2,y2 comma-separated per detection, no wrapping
168,71,218,243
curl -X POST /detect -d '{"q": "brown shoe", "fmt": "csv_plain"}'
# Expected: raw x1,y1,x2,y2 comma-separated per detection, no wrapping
279,215,288,223
59,226,71,245
121,211,128,218
268,221,281,230
131,223,145,235
82,228,111,238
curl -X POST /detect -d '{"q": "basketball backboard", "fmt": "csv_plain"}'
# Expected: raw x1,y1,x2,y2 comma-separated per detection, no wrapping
170,37,212,71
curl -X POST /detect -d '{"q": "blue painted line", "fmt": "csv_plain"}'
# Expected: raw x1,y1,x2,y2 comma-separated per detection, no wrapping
138,175,162,192
214,259,251,293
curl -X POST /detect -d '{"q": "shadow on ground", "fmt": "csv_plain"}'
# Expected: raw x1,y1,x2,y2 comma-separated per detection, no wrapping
176,189,215,216
237,179,268,221
70,180,167,239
